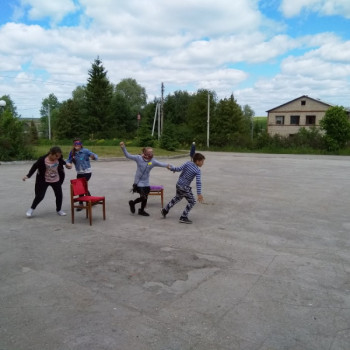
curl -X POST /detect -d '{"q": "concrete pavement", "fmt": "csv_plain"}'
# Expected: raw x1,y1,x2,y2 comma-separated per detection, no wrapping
0,152,350,350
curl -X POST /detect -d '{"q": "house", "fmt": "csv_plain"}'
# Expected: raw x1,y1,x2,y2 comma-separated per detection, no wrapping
21,118,42,137
266,95,332,137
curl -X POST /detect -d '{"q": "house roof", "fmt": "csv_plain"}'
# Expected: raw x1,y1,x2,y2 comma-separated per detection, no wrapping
266,95,333,113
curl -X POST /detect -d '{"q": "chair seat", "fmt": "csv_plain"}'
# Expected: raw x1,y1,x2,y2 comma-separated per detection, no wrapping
74,195,105,202
148,185,164,207
150,185,163,191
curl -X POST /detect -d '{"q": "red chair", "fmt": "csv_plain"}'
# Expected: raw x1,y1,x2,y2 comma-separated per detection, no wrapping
70,178,106,225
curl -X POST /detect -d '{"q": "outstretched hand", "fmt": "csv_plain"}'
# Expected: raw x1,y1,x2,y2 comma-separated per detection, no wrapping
120,141,125,148
22,176,28,181
197,194,204,203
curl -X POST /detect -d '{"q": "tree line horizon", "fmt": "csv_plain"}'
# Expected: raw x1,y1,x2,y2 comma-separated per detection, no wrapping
1,57,350,161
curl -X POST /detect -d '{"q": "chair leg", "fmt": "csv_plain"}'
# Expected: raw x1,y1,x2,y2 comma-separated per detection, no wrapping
102,201,106,220
71,203,75,224
88,202,92,225
161,189,164,208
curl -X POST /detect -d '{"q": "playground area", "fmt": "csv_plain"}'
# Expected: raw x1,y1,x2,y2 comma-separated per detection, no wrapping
0,152,349,350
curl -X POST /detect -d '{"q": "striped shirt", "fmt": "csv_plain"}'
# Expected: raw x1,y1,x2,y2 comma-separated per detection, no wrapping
172,161,202,195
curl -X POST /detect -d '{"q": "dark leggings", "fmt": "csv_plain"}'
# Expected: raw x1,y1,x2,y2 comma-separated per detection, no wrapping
77,173,92,202
77,173,92,187
132,186,150,211
31,181,63,212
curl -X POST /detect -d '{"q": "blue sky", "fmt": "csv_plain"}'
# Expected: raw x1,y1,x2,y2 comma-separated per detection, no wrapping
0,0,350,118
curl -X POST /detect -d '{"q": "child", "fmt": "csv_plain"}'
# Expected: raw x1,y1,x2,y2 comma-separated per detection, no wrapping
66,139,98,182
120,141,172,216
161,153,205,224
23,146,69,217
66,139,98,211
190,141,196,161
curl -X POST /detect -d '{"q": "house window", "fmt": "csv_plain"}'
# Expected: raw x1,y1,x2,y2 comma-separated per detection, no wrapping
290,115,300,125
275,116,284,125
306,115,316,125
301,100,306,105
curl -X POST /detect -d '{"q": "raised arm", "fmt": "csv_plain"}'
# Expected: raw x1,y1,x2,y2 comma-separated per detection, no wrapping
120,141,138,161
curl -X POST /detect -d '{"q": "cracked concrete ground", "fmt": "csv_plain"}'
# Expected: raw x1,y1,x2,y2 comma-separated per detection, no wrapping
0,152,350,350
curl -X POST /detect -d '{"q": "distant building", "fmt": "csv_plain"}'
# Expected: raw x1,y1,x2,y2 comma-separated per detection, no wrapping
266,95,349,137
21,118,42,137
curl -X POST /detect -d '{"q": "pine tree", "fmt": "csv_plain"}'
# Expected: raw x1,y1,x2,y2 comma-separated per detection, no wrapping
211,94,250,147
29,120,39,144
85,57,113,139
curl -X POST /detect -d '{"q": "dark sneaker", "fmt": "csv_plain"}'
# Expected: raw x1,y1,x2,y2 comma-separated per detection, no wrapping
179,216,192,224
129,200,135,214
76,208,83,212
161,208,168,218
138,209,150,216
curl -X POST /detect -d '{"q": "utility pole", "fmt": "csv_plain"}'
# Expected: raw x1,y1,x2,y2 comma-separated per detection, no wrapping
251,117,254,141
161,82,164,136
207,92,210,148
48,104,51,140
152,103,161,140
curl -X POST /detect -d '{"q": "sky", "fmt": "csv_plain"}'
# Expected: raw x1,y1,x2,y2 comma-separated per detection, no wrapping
0,0,350,119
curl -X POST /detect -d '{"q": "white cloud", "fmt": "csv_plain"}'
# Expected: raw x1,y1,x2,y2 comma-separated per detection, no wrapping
0,0,350,118
281,55,350,79
79,0,263,36
235,35,350,114
20,0,78,24
280,0,350,18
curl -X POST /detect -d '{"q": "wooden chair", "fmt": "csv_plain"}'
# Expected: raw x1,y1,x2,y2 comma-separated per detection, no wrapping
70,178,106,225
148,185,164,207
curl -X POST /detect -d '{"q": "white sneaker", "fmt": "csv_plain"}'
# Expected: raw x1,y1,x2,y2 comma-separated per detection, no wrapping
26,208,34,217
57,210,67,216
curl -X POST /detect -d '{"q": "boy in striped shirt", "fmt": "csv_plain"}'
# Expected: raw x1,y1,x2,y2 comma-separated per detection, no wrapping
161,153,205,224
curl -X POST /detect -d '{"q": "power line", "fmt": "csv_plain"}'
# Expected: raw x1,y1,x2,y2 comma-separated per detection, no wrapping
0,74,84,86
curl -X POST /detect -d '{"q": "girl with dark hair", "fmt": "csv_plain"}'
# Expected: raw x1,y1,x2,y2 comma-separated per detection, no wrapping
23,146,70,217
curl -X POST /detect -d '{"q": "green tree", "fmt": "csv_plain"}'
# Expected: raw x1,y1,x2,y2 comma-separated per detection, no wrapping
187,89,215,145
242,104,255,140
40,93,60,139
136,116,155,147
0,95,18,117
109,91,134,138
164,90,192,125
28,120,39,144
320,106,350,151
85,57,113,138
69,86,90,139
115,78,147,117
211,94,250,147
160,122,179,151
0,108,33,161
54,99,83,140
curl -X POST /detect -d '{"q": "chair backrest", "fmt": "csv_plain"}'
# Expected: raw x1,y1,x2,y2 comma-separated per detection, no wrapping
71,178,88,196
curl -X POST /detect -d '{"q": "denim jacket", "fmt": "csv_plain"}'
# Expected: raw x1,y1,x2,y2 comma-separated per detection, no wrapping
67,148,98,174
